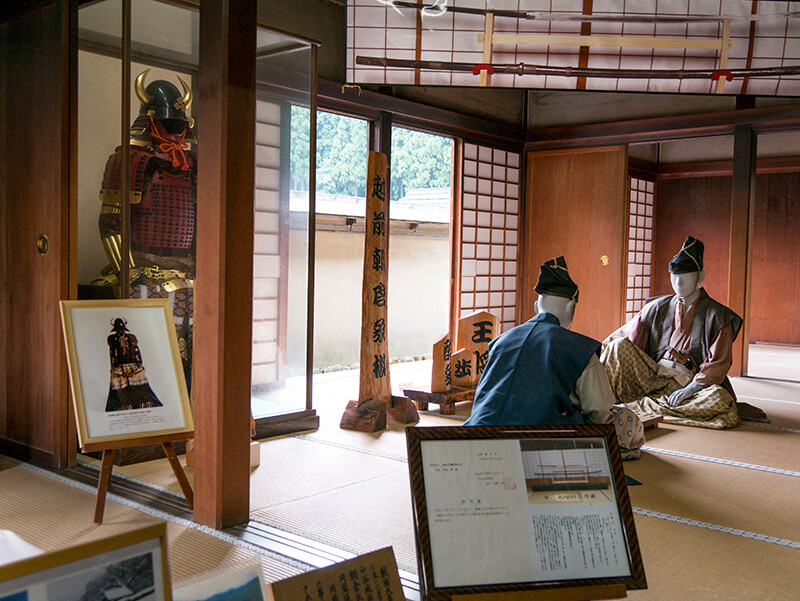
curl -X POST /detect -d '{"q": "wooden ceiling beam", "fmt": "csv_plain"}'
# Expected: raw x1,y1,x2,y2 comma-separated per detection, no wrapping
527,104,800,150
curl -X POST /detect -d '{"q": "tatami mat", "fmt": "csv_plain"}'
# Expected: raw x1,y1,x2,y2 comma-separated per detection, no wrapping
20,370,800,599
640,421,800,472
625,450,800,542
628,513,800,601
253,468,417,572
0,463,303,584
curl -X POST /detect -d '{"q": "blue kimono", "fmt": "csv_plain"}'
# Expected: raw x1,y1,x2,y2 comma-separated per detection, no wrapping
464,312,602,426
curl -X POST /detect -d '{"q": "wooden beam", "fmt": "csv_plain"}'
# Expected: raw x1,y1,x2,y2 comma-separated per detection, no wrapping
195,0,256,529
527,104,800,150
480,13,494,87
658,156,800,179
478,31,737,51
727,125,757,377
576,0,593,91
714,20,732,94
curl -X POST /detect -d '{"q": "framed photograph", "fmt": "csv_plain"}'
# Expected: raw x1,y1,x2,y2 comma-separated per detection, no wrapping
0,523,170,601
173,560,266,601
406,424,646,600
60,299,194,450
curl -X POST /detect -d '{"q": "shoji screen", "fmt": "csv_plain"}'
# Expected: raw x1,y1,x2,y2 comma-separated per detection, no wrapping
252,99,286,388
625,176,655,321
460,143,521,333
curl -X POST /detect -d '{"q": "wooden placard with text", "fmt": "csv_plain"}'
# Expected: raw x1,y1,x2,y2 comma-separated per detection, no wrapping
267,547,405,601
431,331,452,393
358,151,392,406
452,310,500,387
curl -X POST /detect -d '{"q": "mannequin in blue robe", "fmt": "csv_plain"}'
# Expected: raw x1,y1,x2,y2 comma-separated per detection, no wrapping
464,257,644,458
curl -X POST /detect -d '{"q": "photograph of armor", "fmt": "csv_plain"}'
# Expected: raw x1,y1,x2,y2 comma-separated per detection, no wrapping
105,317,163,412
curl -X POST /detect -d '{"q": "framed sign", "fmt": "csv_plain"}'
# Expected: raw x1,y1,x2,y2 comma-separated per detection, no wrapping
0,523,170,601
174,560,267,601
406,425,646,600
60,299,194,450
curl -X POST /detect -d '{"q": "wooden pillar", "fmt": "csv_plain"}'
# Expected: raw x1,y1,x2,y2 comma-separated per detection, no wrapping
195,0,256,529
727,125,756,377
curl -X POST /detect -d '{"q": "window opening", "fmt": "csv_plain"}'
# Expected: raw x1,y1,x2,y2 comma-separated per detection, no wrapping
388,126,453,392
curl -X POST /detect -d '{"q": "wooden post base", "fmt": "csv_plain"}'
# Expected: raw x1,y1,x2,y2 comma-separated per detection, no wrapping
340,399,387,432
387,395,419,424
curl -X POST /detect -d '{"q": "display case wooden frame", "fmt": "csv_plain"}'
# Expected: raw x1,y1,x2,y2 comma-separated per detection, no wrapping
406,424,646,601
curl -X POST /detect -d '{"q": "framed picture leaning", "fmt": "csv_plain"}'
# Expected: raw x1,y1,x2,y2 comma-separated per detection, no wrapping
60,299,194,451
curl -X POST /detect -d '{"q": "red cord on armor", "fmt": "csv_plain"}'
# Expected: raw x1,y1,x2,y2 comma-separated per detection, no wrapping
149,124,190,171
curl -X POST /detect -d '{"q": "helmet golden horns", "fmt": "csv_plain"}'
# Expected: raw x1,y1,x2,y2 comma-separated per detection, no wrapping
135,69,151,106
177,75,192,110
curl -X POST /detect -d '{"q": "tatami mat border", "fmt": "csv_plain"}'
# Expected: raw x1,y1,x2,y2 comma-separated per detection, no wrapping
737,395,800,406
747,423,800,434
19,462,312,572
633,507,800,549
640,446,800,477
76,459,187,500
247,515,419,575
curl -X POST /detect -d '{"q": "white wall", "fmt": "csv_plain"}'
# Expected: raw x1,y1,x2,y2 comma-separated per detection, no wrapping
304,228,450,370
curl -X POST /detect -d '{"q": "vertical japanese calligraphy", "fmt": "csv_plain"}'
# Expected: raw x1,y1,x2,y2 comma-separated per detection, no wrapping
358,151,392,406
268,548,405,601
431,331,452,393
451,310,499,387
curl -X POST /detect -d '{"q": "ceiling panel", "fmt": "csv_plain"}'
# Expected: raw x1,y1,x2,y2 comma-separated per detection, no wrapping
346,0,800,96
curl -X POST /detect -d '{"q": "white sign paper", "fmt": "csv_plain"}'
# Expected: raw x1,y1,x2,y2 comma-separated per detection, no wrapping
420,437,631,588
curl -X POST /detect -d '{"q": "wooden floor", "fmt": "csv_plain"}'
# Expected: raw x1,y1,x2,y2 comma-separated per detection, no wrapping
4,357,800,600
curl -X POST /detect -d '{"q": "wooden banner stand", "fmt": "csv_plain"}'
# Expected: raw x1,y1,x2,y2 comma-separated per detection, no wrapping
87,433,194,523
341,151,418,432
451,583,627,601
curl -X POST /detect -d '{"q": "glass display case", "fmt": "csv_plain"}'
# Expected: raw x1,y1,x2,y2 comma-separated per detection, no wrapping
76,0,318,446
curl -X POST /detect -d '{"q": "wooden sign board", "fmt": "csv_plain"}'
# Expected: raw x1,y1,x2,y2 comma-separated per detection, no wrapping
358,151,391,406
267,547,405,601
342,151,393,432
450,348,474,388
453,310,500,386
431,331,452,393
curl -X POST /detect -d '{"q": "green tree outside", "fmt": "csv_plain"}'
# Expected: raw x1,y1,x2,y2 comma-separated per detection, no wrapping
290,107,453,200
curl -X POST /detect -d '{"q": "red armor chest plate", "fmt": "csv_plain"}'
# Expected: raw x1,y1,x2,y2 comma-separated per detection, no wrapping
132,169,196,253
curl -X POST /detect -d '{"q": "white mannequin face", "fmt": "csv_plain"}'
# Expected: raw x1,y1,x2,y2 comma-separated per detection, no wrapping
670,271,702,299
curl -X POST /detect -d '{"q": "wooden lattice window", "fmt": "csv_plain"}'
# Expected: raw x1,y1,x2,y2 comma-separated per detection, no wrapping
625,176,655,321
460,143,520,333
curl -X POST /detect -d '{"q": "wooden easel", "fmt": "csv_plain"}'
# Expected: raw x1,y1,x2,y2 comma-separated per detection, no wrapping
452,583,627,601
85,433,194,523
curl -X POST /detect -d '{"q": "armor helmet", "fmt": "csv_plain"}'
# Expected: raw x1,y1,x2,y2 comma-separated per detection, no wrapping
110,317,128,333
135,69,193,132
